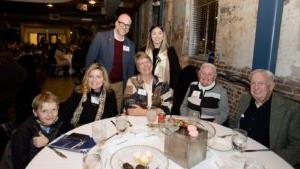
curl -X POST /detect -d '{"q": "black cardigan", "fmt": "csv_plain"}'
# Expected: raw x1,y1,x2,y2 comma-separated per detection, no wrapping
59,89,118,128
11,116,65,169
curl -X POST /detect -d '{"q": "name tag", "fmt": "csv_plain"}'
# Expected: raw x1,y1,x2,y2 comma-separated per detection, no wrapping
137,89,147,96
188,97,202,106
191,91,201,97
91,96,100,105
123,45,130,52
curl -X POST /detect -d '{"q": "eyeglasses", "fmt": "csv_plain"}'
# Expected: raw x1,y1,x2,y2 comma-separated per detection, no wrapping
117,20,131,29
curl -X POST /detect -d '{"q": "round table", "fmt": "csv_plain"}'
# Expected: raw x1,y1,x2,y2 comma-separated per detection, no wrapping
26,116,293,169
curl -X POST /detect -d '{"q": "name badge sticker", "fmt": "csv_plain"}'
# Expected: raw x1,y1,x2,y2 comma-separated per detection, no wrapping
137,89,147,96
91,96,100,105
123,45,130,52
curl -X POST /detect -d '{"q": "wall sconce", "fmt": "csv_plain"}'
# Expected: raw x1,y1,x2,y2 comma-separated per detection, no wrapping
152,0,160,7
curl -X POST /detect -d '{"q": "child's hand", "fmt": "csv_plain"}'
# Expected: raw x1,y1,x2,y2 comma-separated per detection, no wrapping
33,131,49,148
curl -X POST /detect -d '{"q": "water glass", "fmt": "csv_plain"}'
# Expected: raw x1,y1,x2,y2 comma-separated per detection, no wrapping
115,115,128,133
232,128,248,152
187,111,200,125
92,123,107,152
82,153,101,169
146,109,157,126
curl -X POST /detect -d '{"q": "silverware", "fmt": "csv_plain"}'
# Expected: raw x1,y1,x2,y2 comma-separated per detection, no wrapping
111,120,117,128
48,146,67,158
71,139,84,149
105,132,118,141
244,149,270,152
218,134,232,138
127,120,133,127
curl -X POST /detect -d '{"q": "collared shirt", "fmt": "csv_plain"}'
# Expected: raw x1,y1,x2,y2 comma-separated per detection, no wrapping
240,96,272,148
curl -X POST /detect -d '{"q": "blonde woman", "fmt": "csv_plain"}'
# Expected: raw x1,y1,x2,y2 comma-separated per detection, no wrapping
59,63,117,128
124,52,173,116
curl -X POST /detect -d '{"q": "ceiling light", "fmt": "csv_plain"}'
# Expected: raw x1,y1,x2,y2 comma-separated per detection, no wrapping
88,0,96,5
47,3,53,8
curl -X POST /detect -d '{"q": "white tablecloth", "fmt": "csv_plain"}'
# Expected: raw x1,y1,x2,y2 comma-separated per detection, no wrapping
26,116,293,169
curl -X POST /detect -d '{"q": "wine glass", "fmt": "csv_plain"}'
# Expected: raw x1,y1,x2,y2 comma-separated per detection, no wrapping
115,115,129,135
83,153,102,169
232,128,248,152
92,123,107,153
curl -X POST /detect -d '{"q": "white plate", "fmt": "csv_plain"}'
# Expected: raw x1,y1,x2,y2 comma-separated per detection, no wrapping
110,145,168,169
196,120,216,139
208,137,232,151
168,116,216,139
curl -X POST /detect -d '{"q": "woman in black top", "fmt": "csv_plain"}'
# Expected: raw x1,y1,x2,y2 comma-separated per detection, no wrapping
59,63,118,128
140,25,180,90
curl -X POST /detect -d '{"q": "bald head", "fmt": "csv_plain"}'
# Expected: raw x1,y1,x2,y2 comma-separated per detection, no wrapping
117,14,132,23
114,13,132,40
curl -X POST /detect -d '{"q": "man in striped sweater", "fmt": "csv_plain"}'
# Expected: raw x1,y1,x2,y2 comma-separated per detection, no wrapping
180,63,229,124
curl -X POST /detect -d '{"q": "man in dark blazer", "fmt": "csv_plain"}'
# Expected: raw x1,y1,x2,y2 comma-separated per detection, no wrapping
85,13,135,112
231,69,300,168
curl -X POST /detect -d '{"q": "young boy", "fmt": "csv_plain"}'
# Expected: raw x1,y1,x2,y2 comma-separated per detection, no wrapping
10,91,67,169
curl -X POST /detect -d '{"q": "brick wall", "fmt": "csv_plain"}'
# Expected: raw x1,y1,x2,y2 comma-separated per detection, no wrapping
189,58,300,124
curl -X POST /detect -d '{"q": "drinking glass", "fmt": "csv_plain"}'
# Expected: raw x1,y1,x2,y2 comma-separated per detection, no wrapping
92,123,107,152
115,115,129,134
162,117,180,135
83,153,101,169
187,111,200,125
232,128,248,153
146,109,157,127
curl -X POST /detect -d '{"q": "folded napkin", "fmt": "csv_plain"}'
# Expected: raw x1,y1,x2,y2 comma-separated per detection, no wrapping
49,133,95,153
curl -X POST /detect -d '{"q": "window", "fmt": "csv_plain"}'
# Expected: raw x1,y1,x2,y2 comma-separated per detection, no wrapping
29,33,38,45
189,0,218,58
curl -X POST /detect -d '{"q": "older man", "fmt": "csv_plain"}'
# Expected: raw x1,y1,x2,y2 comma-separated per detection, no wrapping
180,63,229,124
231,69,300,168
85,13,135,112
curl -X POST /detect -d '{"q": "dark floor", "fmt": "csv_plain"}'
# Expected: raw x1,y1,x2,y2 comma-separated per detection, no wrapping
42,76,78,103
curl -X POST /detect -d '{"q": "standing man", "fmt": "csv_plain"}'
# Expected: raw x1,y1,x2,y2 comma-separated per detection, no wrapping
85,13,135,113
231,69,300,168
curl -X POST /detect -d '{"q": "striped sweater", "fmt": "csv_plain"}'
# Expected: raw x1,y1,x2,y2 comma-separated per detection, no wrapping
180,81,229,124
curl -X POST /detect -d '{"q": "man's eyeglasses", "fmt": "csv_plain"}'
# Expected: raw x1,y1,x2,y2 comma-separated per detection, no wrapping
117,21,131,29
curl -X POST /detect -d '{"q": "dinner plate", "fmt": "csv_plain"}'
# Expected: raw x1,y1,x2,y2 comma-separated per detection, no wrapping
167,116,216,139
110,145,169,169
196,120,216,139
208,137,232,151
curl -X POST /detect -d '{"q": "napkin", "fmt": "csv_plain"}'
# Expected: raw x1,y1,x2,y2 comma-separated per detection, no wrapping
49,133,96,153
